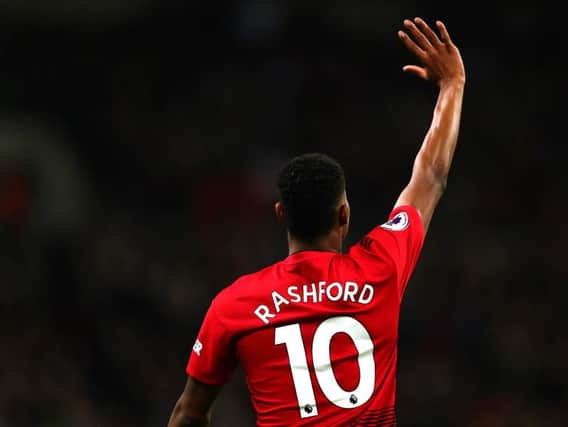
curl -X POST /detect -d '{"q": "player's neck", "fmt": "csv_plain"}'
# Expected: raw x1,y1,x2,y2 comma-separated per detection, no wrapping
287,231,342,255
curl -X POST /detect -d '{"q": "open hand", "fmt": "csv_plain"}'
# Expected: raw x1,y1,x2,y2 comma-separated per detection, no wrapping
398,18,465,87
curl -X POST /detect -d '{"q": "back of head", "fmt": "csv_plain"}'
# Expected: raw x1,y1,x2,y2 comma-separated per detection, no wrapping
277,153,346,241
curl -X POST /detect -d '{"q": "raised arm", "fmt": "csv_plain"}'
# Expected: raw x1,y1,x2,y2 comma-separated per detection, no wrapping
395,18,465,233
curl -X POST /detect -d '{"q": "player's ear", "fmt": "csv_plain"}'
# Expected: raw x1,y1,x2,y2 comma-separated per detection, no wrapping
338,199,350,239
275,201,286,224
338,203,349,227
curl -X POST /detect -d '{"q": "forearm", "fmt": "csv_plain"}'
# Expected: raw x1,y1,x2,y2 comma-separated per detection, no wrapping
395,18,465,232
413,79,465,187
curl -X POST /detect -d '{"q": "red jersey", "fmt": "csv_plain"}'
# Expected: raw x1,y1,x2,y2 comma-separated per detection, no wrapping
187,205,425,426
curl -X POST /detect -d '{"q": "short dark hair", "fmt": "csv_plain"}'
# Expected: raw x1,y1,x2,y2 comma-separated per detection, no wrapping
277,153,346,241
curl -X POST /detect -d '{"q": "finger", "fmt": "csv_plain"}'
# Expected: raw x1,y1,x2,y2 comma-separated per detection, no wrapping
403,19,433,51
413,17,442,46
398,30,425,58
436,20,453,45
402,65,428,80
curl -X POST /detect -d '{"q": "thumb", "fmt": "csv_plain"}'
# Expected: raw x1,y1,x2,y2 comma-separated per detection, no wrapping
402,65,428,80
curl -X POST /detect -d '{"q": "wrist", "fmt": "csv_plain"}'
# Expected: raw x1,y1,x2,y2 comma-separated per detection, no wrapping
439,76,466,90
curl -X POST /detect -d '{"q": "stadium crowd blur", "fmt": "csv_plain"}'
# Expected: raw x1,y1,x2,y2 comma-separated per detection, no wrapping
0,1,565,426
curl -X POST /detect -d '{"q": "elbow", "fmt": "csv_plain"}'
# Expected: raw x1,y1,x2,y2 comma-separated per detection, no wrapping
431,170,448,199
427,156,450,192
433,170,448,195
415,156,448,195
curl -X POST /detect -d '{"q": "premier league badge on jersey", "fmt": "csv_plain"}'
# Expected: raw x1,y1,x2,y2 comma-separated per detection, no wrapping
380,212,409,231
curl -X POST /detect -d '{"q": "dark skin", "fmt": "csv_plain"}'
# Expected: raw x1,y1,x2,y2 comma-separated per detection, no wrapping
167,17,465,427
167,378,221,427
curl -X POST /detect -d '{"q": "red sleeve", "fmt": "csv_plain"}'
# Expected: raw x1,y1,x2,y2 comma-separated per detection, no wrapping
186,297,237,385
349,205,425,301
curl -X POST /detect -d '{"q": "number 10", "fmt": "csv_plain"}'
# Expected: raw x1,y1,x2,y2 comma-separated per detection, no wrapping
274,316,375,418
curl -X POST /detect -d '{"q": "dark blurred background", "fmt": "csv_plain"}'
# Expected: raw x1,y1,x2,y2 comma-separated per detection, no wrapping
0,1,566,426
